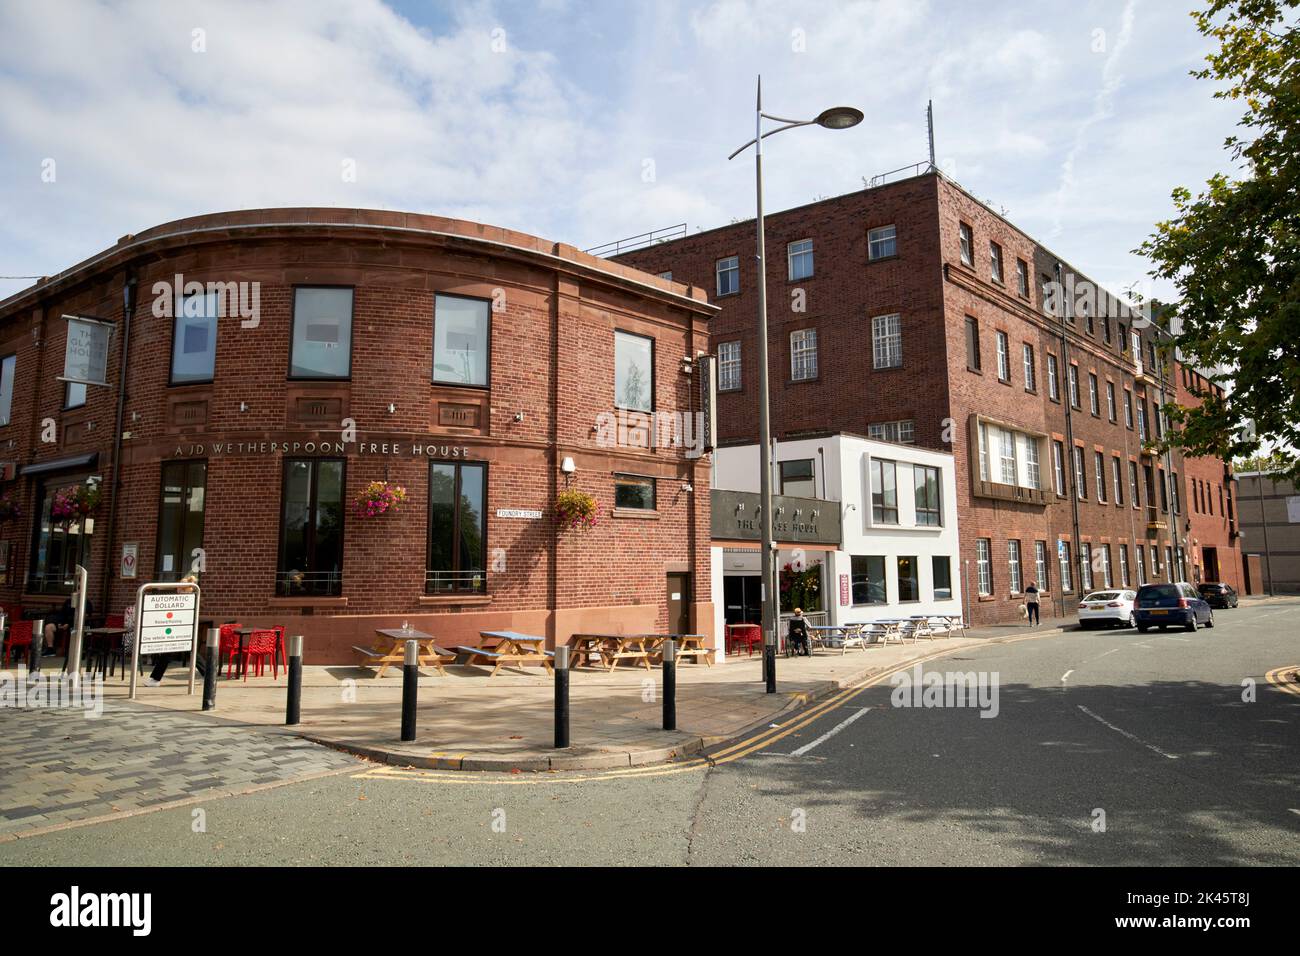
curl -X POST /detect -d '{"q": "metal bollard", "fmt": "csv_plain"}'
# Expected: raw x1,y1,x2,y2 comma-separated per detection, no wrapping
764,638,776,694
286,635,303,725
30,618,44,675
400,639,418,742
202,628,219,711
554,645,570,749
663,639,676,731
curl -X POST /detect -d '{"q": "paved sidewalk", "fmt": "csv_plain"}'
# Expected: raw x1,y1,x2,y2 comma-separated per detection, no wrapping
73,622,1069,772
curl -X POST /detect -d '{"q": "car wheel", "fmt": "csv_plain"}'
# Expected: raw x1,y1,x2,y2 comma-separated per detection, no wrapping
1127,612,1136,628
1137,624,1148,633
1206,610,1215,629
1186,615,1198,632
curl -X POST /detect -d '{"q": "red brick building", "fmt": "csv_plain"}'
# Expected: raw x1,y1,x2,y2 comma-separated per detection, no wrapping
1175,363,1246,591
0,209,716,662
617,169,1235,624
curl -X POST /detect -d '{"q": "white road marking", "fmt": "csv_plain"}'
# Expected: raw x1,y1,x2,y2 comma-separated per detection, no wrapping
1157,636,1191,643
789,707,872,757
1061,669,1074,683
1077,705,1178,760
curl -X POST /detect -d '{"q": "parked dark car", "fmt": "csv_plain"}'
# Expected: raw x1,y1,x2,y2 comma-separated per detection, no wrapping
1197,582,1239,609
1135,582,1214,633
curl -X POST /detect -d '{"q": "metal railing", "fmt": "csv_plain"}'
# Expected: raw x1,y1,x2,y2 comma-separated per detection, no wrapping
275,570,342,597
25,572,77,595
425,570,486,595
866,161,936,189
584,223,687,259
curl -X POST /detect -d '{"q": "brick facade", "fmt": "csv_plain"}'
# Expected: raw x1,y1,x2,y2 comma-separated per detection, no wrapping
0,209,716,663
617,171,1240,624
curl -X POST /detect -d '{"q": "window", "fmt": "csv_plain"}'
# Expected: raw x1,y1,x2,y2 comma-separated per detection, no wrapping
614,330,654,411
965,316,981,371
1120,324,1130,353
1106,381,1116,421
1170,472,1180,515
868,420,915,444
65,381,86,410
1073,446,1086,500
1059,541,1073,593
1100,545,1113,588
433,294,491,387
1124,389,1134,429
1022,344,1036,391
155,460,206,581
787,239,814,280
718,341,741,392
277,458,344,596
989,241,1004,283
1008,540,1022,594
872,313,903,369
1112,457,1124,505
290,287,353,379
1128,461,1140,508
1000,428,1017,484
1053,440,1066,495
171,290,218,384
1088,373,1099,415
1081,542,1093,591
28,477,97,594
657,271,673,281
851,555,887,604
1095,452,1106,503
958,222,973,266
1164,547,1174,582
1035,541,1049,592
995,331,1010,381
1025,438,1041,489
1016,259,1029,297
1103,316,1112,345
716,256,739,296
1042,274,1057,315
897,556,920,602
779,459,816,498
933,556,953,600
871,458,898,524
914,465,941,526
1068,365,1080,408
868,224,897,260
1119,545,1130,587
1047,353,1060,400
1135,545,1146,584
614,474,656,510
0,354,14,426
976,539,992,595
790,328,818,381
427,461,487,594
978,422,989,480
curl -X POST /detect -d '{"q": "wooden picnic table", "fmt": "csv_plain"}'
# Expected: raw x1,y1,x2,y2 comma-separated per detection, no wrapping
353,628,456,678
806,623,868,655
569,633,653,671
653,633,713,666
458,630,554,677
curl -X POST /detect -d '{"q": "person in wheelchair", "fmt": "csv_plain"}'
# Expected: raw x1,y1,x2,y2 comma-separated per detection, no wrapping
786,607,811,657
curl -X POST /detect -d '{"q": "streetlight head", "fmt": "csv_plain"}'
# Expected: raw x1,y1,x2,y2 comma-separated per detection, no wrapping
815,106,863,130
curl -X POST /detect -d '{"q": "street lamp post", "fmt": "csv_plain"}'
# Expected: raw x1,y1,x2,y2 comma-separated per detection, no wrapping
729,77,861,693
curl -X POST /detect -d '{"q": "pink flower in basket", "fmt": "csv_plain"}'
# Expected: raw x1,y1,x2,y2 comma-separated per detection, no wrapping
354,480,407,519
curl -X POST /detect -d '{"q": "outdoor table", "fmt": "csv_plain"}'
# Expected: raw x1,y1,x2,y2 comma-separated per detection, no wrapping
457,630,554,677
806,623,867,656
726,623,762,656
83,626,125,677
353,628,456,678
231,625,290,678
858,619,907,646
647,633,712,666
570,633,654,671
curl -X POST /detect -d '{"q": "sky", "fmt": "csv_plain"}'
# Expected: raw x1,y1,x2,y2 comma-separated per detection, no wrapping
0,0,1248,304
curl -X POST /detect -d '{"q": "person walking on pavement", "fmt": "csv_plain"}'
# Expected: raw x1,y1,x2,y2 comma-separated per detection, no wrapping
1025,581,1040,626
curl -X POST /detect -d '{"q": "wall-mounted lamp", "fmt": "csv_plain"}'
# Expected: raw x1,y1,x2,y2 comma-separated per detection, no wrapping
514,411,525,423
560,456,576,474
239,401,249,413
681,482,693,492
387,403,397,414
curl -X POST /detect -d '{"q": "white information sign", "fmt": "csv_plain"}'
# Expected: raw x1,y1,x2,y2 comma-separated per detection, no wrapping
1287,495,1300,524
139,591,198,654
496,509,543,519
61,315,112,387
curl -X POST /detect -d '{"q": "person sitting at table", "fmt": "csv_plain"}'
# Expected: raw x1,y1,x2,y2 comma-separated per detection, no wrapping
44,596,94,657
787,608,811,657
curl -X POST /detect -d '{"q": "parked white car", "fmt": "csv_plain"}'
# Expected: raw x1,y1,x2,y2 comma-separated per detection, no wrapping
1078,589,1137,629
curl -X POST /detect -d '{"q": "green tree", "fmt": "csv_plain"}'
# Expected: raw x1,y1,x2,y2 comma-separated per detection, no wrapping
1138,0,1300,478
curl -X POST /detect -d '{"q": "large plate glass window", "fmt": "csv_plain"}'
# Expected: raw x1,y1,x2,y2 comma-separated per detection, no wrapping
614,474,656,510
172,290,218,384
914,464,941,525
156,460,206,581
28,476,98,594
870,458,898,524
932,555,953,600
0,354,14,425
428,461,487,594
278,458,344,595
433,294,491,387
851,555,886,605
290,288,353,379
614,330,654,412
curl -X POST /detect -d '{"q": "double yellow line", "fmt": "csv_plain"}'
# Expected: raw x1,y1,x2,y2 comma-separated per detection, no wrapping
1265,665,1300,699
353,644,961,786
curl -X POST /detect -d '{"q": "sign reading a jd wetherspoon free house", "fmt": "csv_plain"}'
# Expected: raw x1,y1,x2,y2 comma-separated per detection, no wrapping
60,314,113,387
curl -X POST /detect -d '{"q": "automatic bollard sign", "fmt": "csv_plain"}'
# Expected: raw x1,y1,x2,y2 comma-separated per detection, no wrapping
139,591,198,654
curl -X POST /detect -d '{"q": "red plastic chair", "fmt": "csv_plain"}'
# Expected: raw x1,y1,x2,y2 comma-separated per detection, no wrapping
3,621,33,665
273,625,287,672
219,623,243,678
105,613,125,629
241,629,279,681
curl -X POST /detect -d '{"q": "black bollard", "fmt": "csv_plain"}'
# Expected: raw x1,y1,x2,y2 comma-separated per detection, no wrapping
30,618,44,676
663,639,676,731
764,638,776,694
286,634,303,725
400,639,418,742
202,628,219,711
554,645,570,748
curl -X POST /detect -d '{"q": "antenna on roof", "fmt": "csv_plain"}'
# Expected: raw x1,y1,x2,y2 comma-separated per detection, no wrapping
926,100,936,168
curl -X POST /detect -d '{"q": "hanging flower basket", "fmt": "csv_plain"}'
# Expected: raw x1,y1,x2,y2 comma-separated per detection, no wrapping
0,492,20,524
51,484,100,524
354,480,407,519
555,489,598,533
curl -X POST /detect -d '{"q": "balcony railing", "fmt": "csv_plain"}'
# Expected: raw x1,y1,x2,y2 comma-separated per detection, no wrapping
973,478,1048,506
275,570,342,597
425,570,486,596
584,224,687,259
1145,507,1168,532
